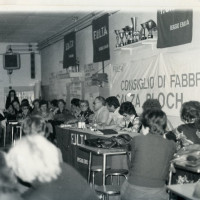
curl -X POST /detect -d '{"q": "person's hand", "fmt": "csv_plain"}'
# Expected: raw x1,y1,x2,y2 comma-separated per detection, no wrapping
97,123,105,130
170,163,176,173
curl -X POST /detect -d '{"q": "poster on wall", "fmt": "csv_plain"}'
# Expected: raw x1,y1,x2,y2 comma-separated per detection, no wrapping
111,50,200,116
84,63,99,108
63,31,76,68
157,9,193,48
92,13,110,62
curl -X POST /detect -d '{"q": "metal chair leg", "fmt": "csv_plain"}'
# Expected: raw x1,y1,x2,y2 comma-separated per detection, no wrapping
92,171,95,187
87,152,92,183
111,175,113,185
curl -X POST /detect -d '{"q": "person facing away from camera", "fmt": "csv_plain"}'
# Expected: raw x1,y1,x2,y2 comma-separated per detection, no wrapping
0,151,22,200
120,109,176,200
141,98,175,138
6,134,98,200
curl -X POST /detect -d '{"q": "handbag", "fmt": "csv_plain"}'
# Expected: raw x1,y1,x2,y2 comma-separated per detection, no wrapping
85,134,132,149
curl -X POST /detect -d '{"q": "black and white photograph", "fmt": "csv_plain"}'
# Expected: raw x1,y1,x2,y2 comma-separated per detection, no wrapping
0,0,200,199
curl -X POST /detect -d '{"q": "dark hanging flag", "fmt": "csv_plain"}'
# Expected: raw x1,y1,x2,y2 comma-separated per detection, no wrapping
157,9,193,48
92,13,110,62
63,32,76,68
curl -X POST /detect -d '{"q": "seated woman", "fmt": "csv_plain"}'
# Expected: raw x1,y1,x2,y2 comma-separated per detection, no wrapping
54,99,75,124
12,99,22,120
118,101,141,135
20,101,31,121
77,100,94,124
38,100,54,139
172,101,200,184
142,98,174,131
175,101,200,147
6,134,98,200
4,103,16,121
71,98,81,119
5,89,19,110
31,99,40,115
49,99,58,115
121,109,176,200
39,100,54,121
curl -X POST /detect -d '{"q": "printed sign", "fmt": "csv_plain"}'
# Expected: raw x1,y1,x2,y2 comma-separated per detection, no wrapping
111,50,200,116
92,13,110,62
63,32,76,68
157,9,193,48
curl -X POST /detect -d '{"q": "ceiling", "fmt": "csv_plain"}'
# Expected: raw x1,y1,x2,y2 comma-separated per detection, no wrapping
0,0,199,46
0,12,90,44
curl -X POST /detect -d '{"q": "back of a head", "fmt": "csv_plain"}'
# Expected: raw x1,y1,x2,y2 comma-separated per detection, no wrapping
141,109,167,135
142,99,162,112
119,101,137,116
22,115,46,135
106,96,120,109
180,101,200,123
6,134,61,184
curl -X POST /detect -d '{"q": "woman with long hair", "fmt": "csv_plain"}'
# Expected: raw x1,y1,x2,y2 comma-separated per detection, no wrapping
5,90,19,110
121,109,176,200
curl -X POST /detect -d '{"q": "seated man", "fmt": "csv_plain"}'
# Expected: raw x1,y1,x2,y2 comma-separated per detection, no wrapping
98,96,123,129
93,96,110,125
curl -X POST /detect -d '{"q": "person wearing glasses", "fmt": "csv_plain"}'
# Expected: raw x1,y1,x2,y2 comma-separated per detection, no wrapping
78,100,94,124
93,96,110,125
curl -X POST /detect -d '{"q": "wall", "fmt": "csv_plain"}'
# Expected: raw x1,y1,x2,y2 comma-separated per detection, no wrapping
0,43,41,109
40,9,200,128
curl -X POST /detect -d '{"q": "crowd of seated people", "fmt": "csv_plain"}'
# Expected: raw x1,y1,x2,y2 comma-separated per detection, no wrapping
0,115,98,200
1,90,200,200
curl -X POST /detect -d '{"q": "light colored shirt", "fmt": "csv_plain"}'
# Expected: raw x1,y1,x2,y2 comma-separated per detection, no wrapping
94,106,110,124
122,116,141,133
108,107,123,125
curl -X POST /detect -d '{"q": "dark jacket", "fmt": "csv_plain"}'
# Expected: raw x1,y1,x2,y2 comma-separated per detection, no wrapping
128,134,176,188
22,163,98,200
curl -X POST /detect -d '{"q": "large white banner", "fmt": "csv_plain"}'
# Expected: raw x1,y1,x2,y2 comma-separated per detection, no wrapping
111,50,200,116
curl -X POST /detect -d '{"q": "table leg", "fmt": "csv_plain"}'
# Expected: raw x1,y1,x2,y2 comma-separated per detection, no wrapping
19,126,22,139
11,126,14,145
87,152,92,183
103,154,106,185
3,127,6,147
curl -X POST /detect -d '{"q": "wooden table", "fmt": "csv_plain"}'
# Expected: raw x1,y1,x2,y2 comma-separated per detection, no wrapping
167,183,200,200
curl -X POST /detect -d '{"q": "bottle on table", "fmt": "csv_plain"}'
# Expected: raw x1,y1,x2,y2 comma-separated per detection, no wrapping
93,119,97,131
